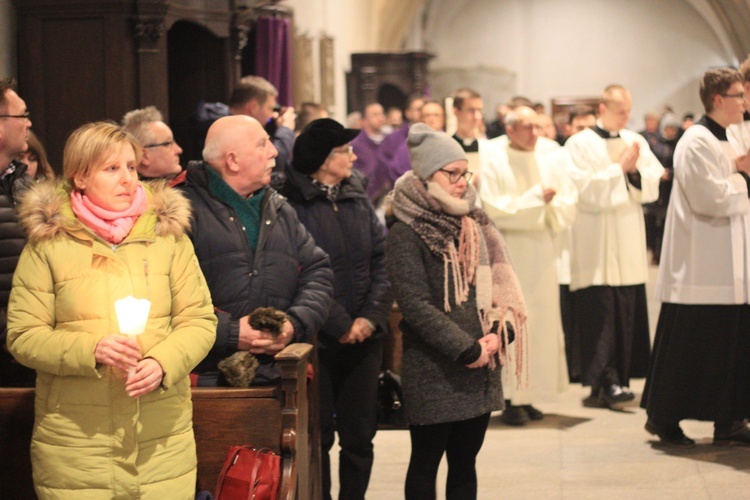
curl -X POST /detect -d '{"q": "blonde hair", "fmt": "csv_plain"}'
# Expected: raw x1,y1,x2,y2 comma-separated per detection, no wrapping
25,130,55,180
63,122,142,184
601,84,630,107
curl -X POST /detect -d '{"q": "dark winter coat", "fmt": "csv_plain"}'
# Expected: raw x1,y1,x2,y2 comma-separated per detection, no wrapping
179,161,333,385
279,168,392,350
385,221,503,425
0,161,34,387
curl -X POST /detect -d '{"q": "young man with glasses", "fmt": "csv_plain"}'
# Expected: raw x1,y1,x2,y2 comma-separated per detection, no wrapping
728,56,750,154
480,106,578,425
0,77,34,387
642,67,750,447
121,106,185,185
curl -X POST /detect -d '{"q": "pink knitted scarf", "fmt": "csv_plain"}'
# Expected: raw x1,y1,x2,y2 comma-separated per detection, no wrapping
70,184,147,244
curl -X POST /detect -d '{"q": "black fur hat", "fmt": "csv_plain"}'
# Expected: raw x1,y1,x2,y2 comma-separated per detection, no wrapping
292,118,360,174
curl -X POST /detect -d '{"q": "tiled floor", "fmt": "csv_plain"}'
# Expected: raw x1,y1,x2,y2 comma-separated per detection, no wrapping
333,379,750,499
330,266,750,499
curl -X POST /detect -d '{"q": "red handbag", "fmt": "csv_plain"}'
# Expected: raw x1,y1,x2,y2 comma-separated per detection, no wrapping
215,445,281,500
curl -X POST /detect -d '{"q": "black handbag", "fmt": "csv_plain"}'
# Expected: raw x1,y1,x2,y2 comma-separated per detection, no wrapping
376,369,407,428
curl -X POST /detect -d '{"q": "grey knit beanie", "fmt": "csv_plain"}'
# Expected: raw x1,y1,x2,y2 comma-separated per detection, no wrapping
408,123,468,180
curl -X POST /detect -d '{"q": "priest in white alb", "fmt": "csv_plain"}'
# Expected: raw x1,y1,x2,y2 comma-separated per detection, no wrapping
480,106,577,426
565,85,664,409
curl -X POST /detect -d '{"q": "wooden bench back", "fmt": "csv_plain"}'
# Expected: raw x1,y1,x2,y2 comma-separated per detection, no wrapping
0,343,312,500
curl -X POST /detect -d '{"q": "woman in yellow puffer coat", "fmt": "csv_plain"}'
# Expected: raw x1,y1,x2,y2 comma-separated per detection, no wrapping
6,122,217,499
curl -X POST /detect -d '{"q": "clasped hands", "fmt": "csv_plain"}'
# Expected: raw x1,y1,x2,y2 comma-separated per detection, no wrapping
238,316,294,354
94,335,162,398
619,143,640,174
465,334,500,369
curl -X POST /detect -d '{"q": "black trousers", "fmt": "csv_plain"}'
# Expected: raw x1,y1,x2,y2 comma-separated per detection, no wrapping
559,284,579,383
405,413,491,500
319,338,383,500
572,284,650,388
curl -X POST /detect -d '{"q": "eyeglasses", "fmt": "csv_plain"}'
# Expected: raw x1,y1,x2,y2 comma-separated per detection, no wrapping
439,169,473,184
330,145,354,156
0,111,30,120
143,139,175,149
721,93,747,100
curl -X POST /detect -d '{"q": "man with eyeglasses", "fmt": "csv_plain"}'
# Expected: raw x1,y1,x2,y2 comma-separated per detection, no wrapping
0,77,34,387
480,106,578,426
565,84,664,410
121,106,185,185
728,55,750,154
641,67,750,447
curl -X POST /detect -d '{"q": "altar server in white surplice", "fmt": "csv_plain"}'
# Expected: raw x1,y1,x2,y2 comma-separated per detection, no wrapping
565,85,664,410
480,106,577,426
728,54,750,155
642,67,750,447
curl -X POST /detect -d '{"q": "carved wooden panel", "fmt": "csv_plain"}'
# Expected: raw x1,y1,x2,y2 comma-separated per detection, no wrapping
346,52,433,114
319,35,335,113
292,29,315,106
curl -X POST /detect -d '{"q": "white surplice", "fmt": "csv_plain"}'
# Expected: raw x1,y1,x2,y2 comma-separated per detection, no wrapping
564,128,664,291
657,123,750,304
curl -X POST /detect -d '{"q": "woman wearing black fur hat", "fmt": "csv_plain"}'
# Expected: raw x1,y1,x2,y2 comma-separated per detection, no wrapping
278,118,393,500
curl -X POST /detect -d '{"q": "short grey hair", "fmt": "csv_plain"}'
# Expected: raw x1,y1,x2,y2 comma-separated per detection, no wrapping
202,140,220,164
121,106,163,145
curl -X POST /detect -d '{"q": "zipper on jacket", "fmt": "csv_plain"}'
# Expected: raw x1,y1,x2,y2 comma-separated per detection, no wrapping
143,259,150,299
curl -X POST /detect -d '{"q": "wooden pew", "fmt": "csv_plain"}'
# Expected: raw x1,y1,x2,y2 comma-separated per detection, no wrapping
0,387,34,498
0,343,312,499
193,343,312,499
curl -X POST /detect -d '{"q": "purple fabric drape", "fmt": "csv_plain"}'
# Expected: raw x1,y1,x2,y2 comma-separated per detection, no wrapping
254,16,292,106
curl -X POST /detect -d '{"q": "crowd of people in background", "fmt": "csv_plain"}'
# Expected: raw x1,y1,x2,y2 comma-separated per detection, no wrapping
3,54,750,499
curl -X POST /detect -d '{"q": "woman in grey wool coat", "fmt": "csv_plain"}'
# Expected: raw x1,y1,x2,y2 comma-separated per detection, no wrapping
385,123,528,500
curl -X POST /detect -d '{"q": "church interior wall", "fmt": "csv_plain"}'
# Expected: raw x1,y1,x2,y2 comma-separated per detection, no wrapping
0,0,742,128
422,0,734,127
284,0,378,122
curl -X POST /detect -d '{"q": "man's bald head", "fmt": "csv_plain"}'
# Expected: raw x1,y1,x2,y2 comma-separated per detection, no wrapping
203,115,259,166
203,115,278,197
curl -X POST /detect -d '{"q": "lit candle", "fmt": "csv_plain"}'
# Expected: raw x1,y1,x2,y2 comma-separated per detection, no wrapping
115,296,151,379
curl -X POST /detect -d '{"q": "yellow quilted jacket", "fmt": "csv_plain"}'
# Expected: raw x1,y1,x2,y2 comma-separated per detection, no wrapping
7,180,217,499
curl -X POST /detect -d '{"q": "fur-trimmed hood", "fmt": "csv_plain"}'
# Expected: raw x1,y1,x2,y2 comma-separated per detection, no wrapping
17,179,192,244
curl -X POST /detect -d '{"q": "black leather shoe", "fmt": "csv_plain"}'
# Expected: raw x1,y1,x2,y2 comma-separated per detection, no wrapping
582,387,606,408
582,394,607,408
500,405,529,426
714,421,750,446
522,405,544,420
600,384,636,408
645,419,695,447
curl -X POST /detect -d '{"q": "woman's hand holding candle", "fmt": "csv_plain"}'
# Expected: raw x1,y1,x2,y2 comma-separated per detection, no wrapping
94,335,141,372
